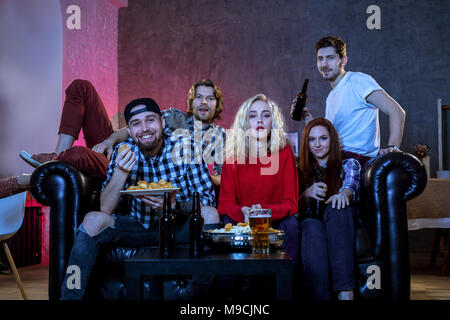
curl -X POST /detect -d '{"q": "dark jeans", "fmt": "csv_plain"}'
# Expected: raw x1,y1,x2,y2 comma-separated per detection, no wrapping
60,214,217,300
299,205,354,300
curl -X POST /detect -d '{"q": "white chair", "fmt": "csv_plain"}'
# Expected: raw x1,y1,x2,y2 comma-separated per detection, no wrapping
0,191,28,299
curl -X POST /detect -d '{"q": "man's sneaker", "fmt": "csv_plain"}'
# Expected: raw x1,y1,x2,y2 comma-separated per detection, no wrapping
19,150,57,168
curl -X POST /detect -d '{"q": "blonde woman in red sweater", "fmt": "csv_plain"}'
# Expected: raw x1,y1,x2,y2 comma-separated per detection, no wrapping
218,93,299,267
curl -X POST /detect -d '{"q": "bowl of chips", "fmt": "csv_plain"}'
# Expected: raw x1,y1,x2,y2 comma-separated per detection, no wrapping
203,222,285,251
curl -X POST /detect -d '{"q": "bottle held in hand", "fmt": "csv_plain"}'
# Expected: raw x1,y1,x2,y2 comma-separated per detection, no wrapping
189,192,204,256
160,192,175,257
291,78,309,121
314,173,325,221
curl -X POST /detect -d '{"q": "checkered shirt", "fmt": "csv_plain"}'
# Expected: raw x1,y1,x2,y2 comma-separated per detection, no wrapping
101,135,215,229
339,158,361,200
162,108,226,175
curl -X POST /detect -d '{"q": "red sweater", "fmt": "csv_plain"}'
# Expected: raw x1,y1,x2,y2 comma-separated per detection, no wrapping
218,145,299,222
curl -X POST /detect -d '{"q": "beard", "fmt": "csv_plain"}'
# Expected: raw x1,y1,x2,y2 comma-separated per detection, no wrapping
135,132,163,154
321,62,343,82
194,106,214,123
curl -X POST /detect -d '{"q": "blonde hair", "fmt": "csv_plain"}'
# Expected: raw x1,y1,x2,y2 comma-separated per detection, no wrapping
225,93,287,162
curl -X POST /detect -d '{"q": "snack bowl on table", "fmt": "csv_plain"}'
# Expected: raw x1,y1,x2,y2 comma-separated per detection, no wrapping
203,228,285,252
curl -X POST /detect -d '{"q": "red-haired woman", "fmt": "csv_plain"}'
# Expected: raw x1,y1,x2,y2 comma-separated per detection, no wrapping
298,118,360,300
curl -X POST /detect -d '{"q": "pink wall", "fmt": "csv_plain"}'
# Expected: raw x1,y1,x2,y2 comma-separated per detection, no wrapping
59,0,127,146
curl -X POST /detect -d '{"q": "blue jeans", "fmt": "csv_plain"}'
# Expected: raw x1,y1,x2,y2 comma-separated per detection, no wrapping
60,214,218,300
299,205,354,300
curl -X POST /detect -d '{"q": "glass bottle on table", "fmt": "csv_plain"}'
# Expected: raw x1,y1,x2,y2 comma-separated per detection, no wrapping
189,192,204,256
160,192,175,257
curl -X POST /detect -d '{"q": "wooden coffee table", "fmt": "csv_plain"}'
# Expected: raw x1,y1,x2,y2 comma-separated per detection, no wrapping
125,246,293,300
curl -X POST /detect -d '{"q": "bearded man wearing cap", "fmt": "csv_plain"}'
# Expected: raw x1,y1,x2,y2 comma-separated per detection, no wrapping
59,97,219,300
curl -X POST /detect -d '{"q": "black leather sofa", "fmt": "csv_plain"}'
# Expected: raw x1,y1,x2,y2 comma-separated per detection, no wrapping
29,151,427,300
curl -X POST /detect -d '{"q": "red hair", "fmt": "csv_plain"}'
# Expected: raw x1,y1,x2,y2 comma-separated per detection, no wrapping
299,118,343,196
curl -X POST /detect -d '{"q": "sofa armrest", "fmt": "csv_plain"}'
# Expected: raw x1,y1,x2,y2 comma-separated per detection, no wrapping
361,152,427,254
360,152,427,299
361,152,427,205
29,160,102,300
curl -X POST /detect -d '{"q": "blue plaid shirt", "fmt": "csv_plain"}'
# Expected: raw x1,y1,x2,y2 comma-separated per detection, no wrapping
101,135,215,229
339,158,361,200
162,108,225,175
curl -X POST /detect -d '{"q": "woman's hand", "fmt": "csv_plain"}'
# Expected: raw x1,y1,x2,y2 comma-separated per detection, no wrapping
305,182,328,201
241,204,261,223
325,191,350,209
241,206,251,223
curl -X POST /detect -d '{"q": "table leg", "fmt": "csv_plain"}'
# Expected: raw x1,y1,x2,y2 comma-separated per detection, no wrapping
125,269,140,300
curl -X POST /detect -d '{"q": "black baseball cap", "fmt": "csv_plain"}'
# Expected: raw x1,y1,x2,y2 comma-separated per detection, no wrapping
124,98,162,124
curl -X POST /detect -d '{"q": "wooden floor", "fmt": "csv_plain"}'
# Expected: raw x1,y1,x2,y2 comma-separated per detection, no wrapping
0,253,449,300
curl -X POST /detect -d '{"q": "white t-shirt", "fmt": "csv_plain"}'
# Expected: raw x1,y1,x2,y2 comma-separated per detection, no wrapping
325,71,383,157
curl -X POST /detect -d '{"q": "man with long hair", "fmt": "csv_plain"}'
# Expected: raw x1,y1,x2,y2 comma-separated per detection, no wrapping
169,79,226,186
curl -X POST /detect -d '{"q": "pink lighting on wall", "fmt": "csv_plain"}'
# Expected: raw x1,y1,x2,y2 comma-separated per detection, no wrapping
59,0,128,146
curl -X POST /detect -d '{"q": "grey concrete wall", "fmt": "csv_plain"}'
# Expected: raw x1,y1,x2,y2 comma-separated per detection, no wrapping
118,0,450,177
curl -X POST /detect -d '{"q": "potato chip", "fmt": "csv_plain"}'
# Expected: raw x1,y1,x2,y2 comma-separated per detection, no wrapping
126,179,174,191
209,223,279,234
119,144,128,153
137,181,148,188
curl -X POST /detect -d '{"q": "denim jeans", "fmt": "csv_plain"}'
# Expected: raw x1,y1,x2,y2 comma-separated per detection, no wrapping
60,214,218,300
299,205,354,300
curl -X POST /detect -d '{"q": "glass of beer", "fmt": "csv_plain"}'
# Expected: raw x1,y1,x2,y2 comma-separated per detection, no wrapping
249,208,271,254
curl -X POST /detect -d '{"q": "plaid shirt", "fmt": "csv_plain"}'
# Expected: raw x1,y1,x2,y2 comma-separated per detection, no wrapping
339,158,361,199
162,108,226,175
101,135,215,229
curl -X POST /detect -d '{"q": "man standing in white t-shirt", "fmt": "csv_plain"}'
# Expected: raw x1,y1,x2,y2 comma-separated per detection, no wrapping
294,36,406,167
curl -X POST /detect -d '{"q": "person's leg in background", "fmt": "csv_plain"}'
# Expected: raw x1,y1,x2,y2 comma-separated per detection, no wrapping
0,174,31,199
58,79,114,149
21,79,114,166
10,79,115,196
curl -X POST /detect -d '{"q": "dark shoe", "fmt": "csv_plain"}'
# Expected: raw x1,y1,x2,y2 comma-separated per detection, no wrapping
19,150,57,168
